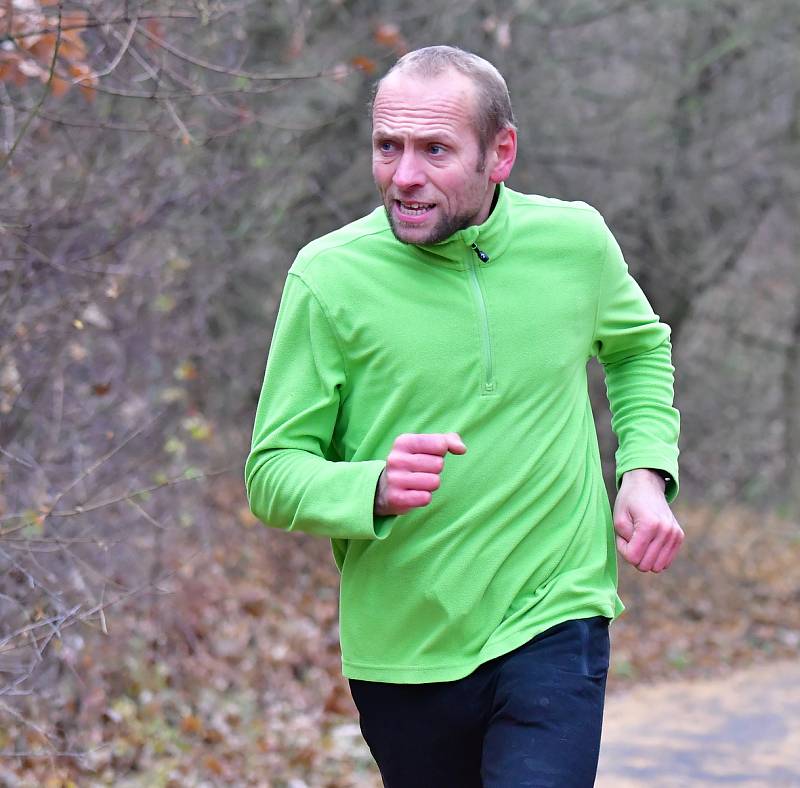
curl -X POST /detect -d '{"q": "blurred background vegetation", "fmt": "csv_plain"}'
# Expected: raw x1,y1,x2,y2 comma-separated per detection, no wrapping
1,0,798,784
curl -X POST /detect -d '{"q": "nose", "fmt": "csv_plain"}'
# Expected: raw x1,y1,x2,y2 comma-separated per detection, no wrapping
392,148,425,190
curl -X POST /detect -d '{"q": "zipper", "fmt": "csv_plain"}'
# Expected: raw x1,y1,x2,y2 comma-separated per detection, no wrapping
468,243,496,394
471,242,489,262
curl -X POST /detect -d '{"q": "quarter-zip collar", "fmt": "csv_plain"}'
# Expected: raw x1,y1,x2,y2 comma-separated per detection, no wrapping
415,182,512,269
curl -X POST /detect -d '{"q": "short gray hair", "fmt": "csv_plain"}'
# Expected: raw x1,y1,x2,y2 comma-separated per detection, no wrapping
374,45,516,157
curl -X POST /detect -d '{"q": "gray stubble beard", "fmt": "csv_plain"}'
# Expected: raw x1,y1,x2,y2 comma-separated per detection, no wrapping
384,204,481,246
381,154,489,246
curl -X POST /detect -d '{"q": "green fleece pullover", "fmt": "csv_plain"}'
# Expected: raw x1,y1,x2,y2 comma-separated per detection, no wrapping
245,183,679,683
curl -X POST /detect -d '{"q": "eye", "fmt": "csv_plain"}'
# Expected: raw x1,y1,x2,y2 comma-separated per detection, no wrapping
428,144,445,155
376,140,396,153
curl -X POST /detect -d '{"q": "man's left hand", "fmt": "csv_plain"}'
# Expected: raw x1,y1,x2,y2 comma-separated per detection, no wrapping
613,469,684,573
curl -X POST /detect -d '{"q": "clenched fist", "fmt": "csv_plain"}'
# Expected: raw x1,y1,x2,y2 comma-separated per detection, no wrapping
374,432,467,516
614,468,684,573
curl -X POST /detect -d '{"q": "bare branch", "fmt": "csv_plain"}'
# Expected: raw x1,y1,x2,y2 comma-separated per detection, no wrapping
35,110,160,135
0,1,63,171
6,11,230,43
126,497,167,531
133,22,335,81
164,97,195,143
48,466,233,518
0,698,56,750
0,466,235,531
40,410,168,522
89,15,138,80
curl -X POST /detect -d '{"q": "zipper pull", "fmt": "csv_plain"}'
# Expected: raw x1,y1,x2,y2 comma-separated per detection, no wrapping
471,242,490,263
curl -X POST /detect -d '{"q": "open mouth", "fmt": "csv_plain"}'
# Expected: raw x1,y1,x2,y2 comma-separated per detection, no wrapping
395,200,435,217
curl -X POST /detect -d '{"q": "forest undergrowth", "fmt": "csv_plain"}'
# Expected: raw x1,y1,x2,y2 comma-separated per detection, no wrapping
2,480,798,787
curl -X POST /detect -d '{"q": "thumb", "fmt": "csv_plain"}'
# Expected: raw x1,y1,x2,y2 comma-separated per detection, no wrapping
613,511,634,542
445,432,467,455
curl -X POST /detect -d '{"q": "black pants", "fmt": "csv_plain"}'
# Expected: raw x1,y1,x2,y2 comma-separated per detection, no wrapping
349,616,610,788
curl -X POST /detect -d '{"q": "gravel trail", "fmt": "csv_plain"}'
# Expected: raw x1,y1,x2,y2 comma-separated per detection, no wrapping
597,660,800,786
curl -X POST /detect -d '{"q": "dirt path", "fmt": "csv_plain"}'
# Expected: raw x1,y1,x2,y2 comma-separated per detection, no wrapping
596,660,800,787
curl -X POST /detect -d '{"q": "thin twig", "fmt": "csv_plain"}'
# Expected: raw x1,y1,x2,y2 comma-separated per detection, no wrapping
7,11,230,43
126,497,168,530
133,22,334,81
33,111,160,135
0,545,205,659
41,409,168,522
0,605,82,655
53,76,304,101
0,2,63,171
0,698,56,750
0,446,34,469
89,16,138,80
47,466,234,518
164,98,195,143
0,746,107,760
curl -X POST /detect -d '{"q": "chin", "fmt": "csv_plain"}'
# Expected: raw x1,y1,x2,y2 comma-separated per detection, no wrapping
384,209,426,244
392,228,425,245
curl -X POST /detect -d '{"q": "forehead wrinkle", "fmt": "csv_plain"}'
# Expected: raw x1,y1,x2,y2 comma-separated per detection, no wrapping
372,119,462,141
373,96,473,120
372,104,472,140
374,92,472,111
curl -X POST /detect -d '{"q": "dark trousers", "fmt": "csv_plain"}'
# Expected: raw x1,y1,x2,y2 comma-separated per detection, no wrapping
349,616,610,788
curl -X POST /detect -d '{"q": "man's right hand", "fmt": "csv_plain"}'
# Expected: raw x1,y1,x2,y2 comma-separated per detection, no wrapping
374,432,467,516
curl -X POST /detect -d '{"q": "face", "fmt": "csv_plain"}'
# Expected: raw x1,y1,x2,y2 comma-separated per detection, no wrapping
372,68,512,245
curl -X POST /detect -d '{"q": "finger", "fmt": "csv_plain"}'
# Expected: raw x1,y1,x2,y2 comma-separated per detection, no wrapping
385,488,432,513
386,470,441,492
394,433,466,456
624,524,658,567
654,525,684,572
651,542,675,573
388,452,445,474
444,432,467,454
650,530,676,573
636,528,669,573
616,534,629,559
394,433,452,456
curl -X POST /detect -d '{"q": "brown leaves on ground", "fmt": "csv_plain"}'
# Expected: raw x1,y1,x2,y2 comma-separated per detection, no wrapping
3,488,798,786
610,504,800,688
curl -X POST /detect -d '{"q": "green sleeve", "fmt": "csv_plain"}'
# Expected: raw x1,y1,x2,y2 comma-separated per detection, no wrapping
244,272,389,538
592,227,681,502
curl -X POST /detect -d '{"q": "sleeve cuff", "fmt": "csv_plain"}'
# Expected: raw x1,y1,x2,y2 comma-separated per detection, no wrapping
616,462,679,503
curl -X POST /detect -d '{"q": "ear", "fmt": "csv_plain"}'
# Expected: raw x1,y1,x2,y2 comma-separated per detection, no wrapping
488,127,517,184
